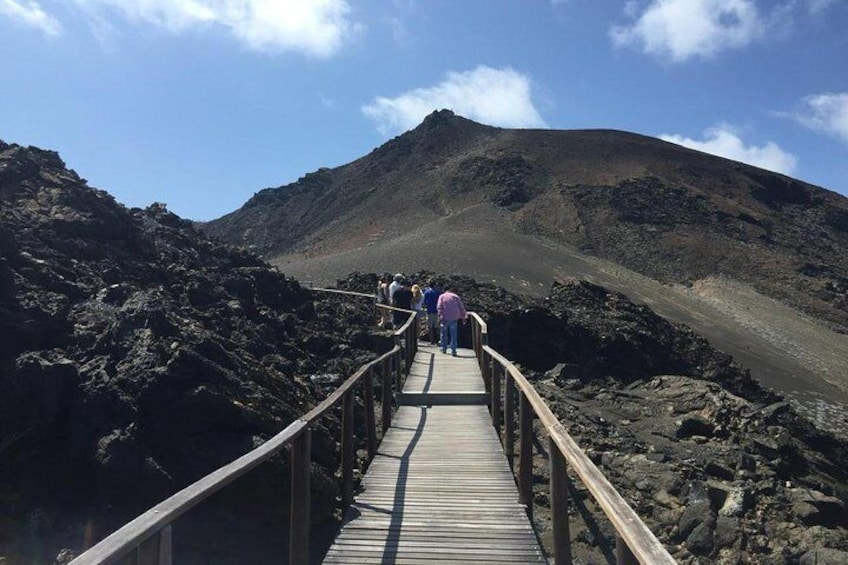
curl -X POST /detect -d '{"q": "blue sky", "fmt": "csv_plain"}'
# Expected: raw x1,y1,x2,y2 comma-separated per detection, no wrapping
1,0,846,221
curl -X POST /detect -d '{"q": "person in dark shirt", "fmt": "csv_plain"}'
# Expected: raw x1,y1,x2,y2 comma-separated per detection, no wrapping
422,279,442,344
392,280,414,327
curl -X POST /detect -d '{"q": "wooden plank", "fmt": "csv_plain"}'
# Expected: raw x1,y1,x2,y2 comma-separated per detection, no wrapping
324,391,546,564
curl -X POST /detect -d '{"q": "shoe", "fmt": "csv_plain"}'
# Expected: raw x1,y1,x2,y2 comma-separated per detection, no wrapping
451,351,457,357
441,349,447,354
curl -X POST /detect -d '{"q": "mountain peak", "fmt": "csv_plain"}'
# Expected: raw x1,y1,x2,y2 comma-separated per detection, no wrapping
421,108,457,126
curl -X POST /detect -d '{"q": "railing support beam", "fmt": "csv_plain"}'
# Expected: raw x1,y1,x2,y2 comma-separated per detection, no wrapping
382,358,392,434
519,392,533,522
616,535,639,565
364,367,377,461
491,361,501,431
504,373,515,470
341,390,355,507
290,429,312,565
550,437,572,565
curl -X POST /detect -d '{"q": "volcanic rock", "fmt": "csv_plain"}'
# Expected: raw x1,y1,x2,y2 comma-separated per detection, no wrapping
0,141,381,563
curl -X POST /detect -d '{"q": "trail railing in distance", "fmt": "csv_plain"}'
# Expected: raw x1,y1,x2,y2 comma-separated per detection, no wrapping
70,289,418,565
467,312,677,565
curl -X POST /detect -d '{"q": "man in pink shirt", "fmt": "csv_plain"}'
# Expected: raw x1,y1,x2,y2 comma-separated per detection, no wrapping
436,284,467,356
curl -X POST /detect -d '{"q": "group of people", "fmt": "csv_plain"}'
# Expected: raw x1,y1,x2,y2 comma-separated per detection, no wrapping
376,274,467,356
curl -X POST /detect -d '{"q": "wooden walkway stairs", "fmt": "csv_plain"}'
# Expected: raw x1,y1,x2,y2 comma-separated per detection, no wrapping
323,343,547,564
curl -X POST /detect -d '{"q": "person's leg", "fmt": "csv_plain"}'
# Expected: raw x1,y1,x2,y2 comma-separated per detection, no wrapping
428,313,438,344
440,321,448,353
448,320,458,355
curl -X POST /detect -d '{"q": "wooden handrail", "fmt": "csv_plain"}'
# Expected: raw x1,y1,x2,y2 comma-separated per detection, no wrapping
72,290,419,565
467,315,676,565
72,287,669,564
70,419,309,564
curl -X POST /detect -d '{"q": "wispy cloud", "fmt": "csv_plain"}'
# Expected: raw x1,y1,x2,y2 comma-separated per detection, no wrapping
610,0,765,62
806,0,838,14
786,92,848,144
362,65,546,135
0,0,62,36
71,0,358,57
660,124,798,175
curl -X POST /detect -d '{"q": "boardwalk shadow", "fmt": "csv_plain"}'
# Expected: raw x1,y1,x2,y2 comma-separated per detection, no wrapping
380,405,427,564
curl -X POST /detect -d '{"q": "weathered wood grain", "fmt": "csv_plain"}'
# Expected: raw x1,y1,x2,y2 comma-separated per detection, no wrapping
323,348,546,563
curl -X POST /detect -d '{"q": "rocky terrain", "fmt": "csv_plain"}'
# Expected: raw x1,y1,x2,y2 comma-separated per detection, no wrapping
202,110,848,438
338,272,848,564
3,122,848,565
0,141,386,564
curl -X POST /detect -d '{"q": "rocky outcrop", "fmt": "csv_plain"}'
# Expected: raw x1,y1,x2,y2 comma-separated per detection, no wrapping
0,142,380,563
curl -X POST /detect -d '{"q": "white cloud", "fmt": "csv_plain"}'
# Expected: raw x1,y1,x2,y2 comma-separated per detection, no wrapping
72,0,356,57
362,66,546,135
660,124,798,175
790,92,848,144
0,0,62,36
610,0,765,62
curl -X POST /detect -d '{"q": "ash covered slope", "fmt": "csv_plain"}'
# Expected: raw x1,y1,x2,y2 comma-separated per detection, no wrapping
0,142,374,562
204,110,848,330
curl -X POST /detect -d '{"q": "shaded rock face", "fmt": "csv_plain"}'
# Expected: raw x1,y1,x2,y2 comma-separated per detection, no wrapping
338,272,848,563
0,142,379,563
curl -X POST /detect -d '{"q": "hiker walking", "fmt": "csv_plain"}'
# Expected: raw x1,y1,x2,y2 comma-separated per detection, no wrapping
392,279,414,328
376,275,391,328
437,284,467,356
422,279,442,345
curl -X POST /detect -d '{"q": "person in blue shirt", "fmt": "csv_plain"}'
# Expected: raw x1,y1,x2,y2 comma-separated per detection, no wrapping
422,279,442,345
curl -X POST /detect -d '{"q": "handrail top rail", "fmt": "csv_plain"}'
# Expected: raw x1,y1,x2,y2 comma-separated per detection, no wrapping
69,419,309,564
481,344,676,564
302,345,399,424
310,286,418,315
310,287,372,298
467,311,488,334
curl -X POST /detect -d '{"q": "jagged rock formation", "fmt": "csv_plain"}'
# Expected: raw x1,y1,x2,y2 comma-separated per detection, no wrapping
0,141,381,563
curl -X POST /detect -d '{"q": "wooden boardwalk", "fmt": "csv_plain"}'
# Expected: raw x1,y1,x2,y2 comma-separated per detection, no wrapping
323,343,547,564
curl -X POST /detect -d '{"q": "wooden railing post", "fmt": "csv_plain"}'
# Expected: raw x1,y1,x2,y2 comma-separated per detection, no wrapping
482,350,491,395
341,390,355,508
550,437,572,565
364,367,377,461
504,372,515,470
158,525,172,565
491,361,501,431
471,321,476,355
395,349,402,390
407,326,413,372
616,536,639,565
519,392,533,521
290,429,312,565
382,358,392,434
136,531,159,565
